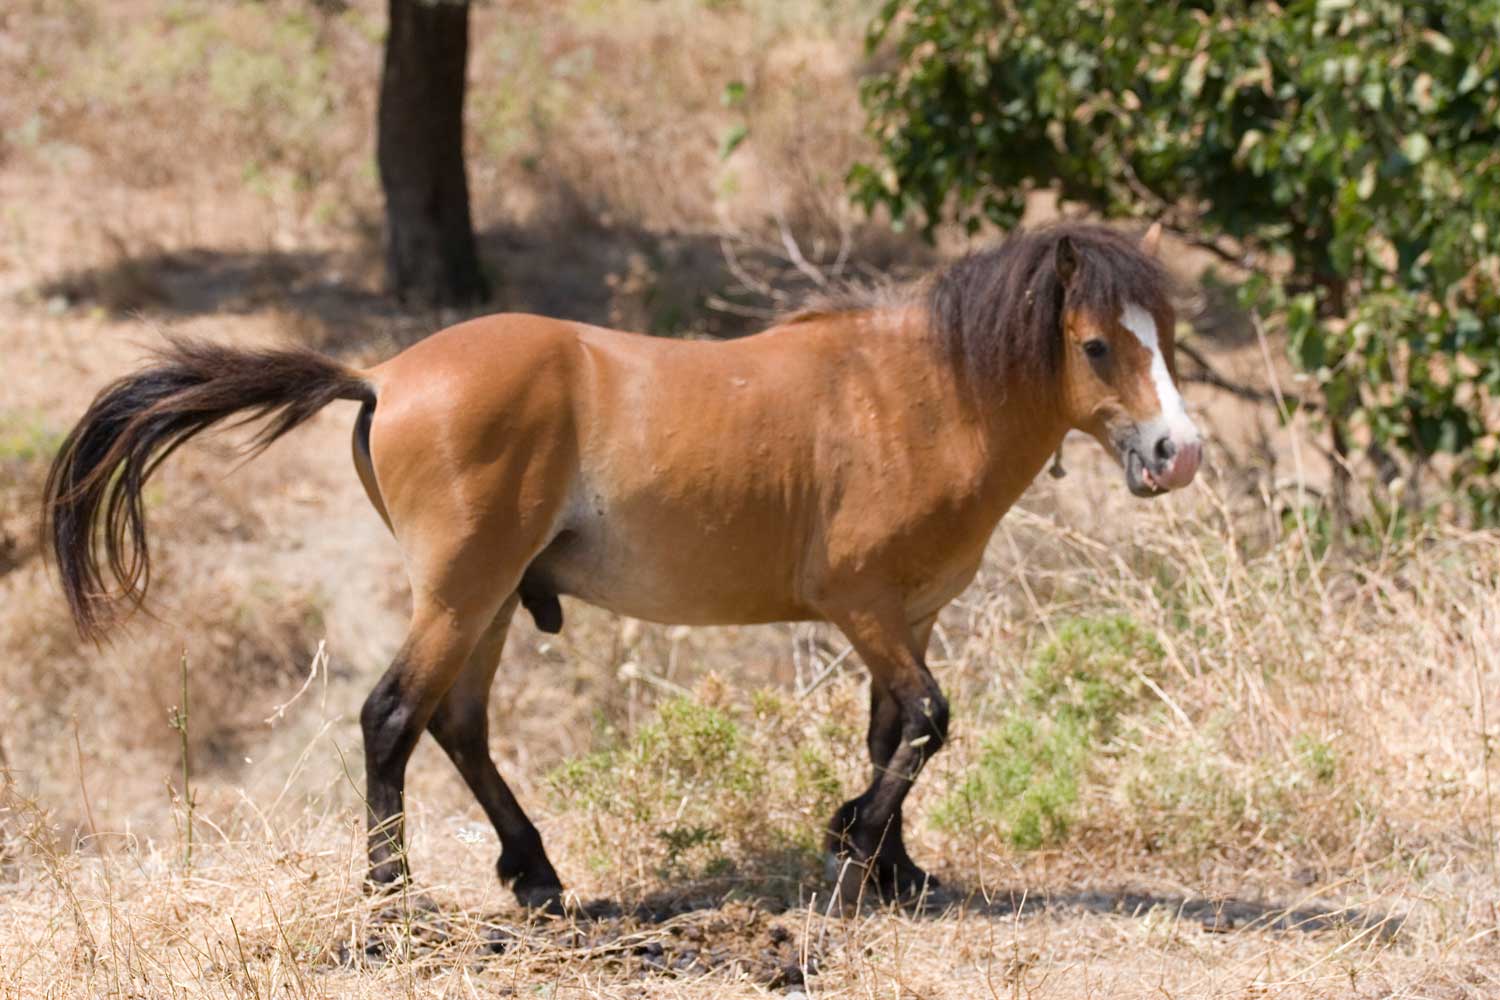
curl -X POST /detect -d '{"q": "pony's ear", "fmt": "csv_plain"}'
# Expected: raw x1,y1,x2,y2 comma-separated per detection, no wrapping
1054,235,1079,289
1141,221,1163,257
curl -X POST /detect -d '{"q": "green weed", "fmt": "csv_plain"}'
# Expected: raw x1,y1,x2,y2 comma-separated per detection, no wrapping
936,614,1163,849
547,694,835,888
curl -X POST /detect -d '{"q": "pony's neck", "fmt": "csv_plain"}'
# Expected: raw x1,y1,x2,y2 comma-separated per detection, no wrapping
974,373,1072,517
904,306,1073,519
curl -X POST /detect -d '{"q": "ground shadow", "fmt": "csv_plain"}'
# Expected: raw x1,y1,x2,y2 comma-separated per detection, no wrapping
935,884,1403,937
37,247,391,324
558,877,1404,938
355,880,819,988
345,868,1402,990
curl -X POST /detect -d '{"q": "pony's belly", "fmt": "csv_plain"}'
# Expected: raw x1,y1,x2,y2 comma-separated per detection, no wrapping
528,527,812,627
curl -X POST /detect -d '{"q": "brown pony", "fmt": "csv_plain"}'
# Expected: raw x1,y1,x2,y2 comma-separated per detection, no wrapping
43,222,1201,907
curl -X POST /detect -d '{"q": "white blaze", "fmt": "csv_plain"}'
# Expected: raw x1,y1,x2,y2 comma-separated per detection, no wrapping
1120,302,1199,444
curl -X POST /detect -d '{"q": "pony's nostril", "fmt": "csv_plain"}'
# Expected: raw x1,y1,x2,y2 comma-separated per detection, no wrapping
1154,436,1177,465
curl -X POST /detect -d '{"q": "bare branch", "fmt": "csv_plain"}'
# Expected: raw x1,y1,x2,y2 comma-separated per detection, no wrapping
1178,339,1315,412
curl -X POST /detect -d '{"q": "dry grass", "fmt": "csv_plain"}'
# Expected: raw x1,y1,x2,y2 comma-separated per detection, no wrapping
3,0,1500,997
5,474,1499,997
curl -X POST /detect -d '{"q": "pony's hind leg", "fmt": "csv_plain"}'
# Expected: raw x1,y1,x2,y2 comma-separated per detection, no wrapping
425,594,563,910
356,347,579,892
361,592,505,888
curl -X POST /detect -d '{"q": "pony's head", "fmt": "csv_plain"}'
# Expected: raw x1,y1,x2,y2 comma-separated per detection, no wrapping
928,222,1201,496
1051,224,1201,496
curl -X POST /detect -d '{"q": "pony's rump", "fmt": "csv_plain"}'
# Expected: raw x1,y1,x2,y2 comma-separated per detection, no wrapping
42,336,373,640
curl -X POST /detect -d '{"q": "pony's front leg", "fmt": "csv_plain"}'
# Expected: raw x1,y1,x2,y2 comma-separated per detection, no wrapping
831,683,925,882
824,606,948,903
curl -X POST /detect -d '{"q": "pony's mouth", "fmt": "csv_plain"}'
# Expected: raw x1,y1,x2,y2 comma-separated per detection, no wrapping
1123,439,1202,498
1124,448,1167,498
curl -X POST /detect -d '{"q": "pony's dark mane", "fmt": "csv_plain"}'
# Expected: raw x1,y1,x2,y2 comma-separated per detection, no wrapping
782,223,1172,383
930,223,1171,382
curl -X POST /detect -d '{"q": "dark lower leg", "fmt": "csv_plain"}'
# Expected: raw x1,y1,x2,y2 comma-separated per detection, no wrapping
427,702,561,904
361,606,490,889
361,657,426,887
828,669,948,899
828,681,913,865
425,604,562,906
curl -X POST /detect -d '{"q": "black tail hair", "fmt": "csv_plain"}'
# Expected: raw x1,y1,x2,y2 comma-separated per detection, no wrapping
42,336,374,640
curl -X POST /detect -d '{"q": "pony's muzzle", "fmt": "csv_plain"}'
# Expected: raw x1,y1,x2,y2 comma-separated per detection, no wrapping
1147,434,1201,491
1121,424,1202,496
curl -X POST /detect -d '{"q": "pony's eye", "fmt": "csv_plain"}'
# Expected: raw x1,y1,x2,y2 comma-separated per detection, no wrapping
1083,339,1109,360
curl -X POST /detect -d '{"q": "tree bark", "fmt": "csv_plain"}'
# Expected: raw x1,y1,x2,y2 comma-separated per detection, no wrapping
377,0,488,307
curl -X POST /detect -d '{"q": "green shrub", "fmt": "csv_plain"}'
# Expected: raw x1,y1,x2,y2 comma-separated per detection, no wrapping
936,615,1163,848
547,693,844,888
854,0,1500,518
1296,734,1340,785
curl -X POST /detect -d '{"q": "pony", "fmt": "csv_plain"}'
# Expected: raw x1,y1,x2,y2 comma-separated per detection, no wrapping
43,222,1201,908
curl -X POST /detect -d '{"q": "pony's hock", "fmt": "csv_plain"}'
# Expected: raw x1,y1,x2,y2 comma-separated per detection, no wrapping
43,222,1200,907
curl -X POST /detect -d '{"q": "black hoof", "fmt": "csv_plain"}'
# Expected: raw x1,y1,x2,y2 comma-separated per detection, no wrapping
825,799,937,908
363,862,409,895
514,881,567,915
825,799,863,856
884,859,940,901
825,852,939,907
498,853,565,915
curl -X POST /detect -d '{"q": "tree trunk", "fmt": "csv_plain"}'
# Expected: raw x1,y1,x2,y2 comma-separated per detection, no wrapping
377,0,488,307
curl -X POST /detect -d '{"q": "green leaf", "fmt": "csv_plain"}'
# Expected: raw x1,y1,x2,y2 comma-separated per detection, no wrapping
718,123,748,161
1401,133,1431,163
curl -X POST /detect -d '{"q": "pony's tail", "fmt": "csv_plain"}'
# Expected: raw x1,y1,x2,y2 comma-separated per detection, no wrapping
42,335,375,641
